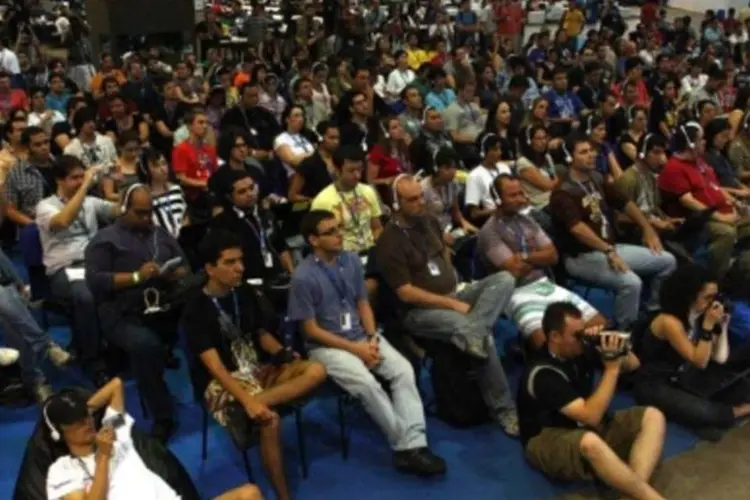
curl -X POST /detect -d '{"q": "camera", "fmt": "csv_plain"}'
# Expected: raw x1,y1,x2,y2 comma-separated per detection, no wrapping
576,330,631,358
714,293,733,314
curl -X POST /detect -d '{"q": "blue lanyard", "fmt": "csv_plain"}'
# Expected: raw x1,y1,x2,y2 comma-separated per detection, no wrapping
291,134,310,151
210,291,241,329
514,219,528,255
317,259,350,306
241,211,269,253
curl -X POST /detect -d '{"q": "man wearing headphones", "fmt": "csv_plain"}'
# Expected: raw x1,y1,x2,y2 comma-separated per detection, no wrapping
464,134,512,226
407,107,456,174
36,156,118,387
84,184,188,442
44,378,263,500
549,133,676,331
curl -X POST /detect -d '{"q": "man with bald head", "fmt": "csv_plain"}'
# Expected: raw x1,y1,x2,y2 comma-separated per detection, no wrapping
85,184,189,442
375,175,520,436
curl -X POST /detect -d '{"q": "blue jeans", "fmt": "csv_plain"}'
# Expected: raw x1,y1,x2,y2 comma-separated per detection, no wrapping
311,336,427,451
565,244,677,329
0,285,49,386
49,269,102,366
403,272,517,417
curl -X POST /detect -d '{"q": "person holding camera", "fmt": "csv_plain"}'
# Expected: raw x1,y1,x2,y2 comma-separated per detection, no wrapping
518,302,667,500
633,266,750,438
44,378,263,500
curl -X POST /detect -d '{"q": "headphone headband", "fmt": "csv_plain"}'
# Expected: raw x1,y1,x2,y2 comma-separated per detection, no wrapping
121,182,146,214
391,173,411,211
638,132,654,160
480,133,497,159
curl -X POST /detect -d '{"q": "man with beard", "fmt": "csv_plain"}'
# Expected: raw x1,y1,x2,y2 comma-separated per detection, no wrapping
220,82,280,162
375,175,520,436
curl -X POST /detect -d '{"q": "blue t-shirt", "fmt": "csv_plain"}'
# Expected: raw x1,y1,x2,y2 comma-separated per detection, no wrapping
287,252,368,346
544,90,584,120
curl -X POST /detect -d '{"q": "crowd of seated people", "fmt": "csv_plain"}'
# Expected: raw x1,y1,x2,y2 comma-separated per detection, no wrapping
2,1,750,499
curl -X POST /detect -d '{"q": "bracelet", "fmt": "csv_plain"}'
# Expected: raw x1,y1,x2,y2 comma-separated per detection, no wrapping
132,271,140,284
698,329,714,342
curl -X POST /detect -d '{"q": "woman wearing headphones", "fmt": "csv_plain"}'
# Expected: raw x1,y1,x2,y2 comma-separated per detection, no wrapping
692,99,718,130
516,124,560,224
703,118,750,199
482,97,518,163
43,378,263,500
617,105,649,170
649,77,679,140
585,114,623,183
727,110,750,184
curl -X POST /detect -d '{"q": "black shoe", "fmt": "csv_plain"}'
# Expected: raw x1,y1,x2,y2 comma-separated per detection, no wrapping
151,419,176,444
393,447,447,477
165,350,181,371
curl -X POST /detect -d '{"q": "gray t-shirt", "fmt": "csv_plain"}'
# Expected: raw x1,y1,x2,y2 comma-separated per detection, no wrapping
36,195,115,274
443,100,486,142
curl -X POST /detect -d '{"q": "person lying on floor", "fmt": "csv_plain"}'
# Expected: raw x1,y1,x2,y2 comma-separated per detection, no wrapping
182,230,327,500
44,378,263,500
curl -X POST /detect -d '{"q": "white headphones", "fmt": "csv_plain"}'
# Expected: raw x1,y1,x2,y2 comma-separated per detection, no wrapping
585,114,595,136
638,132,654,160
480,133,497,159
42,398,60,442
380,120,390,140
421,106,435,125
680,121,702,150
561,141,573,164
121,183,146,214
742,111,750,131
525,126,533,145
391,173,410,211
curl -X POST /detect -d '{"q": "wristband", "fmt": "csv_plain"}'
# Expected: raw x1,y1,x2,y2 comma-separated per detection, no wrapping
132,271,141,284
698,329,714,342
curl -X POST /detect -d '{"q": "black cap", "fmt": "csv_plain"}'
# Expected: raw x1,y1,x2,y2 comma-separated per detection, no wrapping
45,390,90,427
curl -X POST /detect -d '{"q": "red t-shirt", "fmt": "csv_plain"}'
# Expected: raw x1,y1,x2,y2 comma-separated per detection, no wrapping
171,141,218,200
612,79,650,107
640,2,658,26
658,156,731,216
368,144,411,180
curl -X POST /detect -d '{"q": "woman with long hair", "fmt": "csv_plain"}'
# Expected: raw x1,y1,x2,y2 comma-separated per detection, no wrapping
483,97,518,162
311,62,332,117
727,110,750,184
585,113,623,182
703,117,750,198
649,78,679,139
516,123,560,216
367,116,413,200
273,104,316,178
101,130,142,202
102,94,149,144
618,105,649,170
139,147,187,238
634,267,750,437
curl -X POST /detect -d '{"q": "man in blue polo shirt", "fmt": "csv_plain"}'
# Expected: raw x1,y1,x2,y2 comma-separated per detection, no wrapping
288,209,446,477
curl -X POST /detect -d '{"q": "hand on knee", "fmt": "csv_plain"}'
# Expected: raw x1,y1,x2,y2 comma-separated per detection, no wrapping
578,431,607,461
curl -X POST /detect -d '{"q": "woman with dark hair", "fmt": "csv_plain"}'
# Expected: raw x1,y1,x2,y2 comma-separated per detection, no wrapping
475,63,498,109
727,110,750,184
205,85,227,134
101,130,141,201
273,104,315,177
649,77,679,139
209,127,270,203
367,116,413,197
703,117,750,198
634,266,750,437
102,94,149,144
618,105,649,170
483,97,517,162
584,113,623,182
516,123,559,216
288,120,339,203
140,147,187,238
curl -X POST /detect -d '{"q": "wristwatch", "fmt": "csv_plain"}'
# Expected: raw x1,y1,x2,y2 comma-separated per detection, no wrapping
132,271,141,284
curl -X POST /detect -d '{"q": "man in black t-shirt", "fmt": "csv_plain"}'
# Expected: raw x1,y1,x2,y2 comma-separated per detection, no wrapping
518,302,666,500
182,230,326,500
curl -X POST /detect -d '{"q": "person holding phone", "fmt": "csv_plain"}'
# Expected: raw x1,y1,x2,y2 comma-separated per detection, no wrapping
44,378,263,500
633,267,750,439
517,302,667,500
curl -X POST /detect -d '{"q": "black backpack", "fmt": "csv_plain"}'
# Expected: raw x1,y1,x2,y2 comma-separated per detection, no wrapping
428,341,489,428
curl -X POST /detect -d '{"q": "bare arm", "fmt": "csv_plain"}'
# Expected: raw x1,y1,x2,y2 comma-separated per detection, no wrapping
301,318,360,353
86,377,125,413
275,144,311,168
559,365,620,428
569,221,613,252
5,203,33,225
176,173,208,189
655,314,713,369
357,298,377,336
287,173,311,203
517,166,558,192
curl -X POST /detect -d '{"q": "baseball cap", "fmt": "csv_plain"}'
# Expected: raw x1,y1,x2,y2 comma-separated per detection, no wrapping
44,390,90,428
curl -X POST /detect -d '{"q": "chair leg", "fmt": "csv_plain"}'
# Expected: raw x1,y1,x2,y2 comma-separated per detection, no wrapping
294,408,308,479
201,407,208,462
241,449,254,482
337,394,349,460
139,393,148,418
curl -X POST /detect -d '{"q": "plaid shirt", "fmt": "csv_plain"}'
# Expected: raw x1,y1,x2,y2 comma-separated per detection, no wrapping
3,159,53,218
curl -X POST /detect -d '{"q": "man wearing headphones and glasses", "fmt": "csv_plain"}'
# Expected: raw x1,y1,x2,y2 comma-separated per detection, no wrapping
44,378,262,500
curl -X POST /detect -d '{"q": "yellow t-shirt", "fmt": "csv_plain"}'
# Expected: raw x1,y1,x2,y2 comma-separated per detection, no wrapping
562,10,586,38
311,183,382,253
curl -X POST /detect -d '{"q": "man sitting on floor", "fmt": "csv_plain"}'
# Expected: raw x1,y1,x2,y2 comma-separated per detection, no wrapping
518,302,666,500
288,210,447,477
182,230,326,500
477,174,608,350
44,378,263,500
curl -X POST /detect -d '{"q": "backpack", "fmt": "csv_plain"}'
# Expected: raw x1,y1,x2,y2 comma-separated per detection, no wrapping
428,341,489,428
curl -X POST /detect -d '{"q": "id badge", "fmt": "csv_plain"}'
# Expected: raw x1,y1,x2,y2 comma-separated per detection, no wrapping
263,251,273,268
340,312,352,331
427,260,441,276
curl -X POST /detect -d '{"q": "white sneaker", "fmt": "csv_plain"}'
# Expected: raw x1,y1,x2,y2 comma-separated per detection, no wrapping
0,347,19,366
34,383,53,403
47,343,73,367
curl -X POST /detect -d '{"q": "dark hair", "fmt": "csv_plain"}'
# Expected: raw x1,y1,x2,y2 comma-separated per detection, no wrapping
183,106,207,126
433,147,458,172
117,129,140,149
281,104,306,132
217,127,251,162
333,145,365,170
225,169,254,198
52,155,86,180
138,147,165,183
199,230,243,266
484,97,514,134
659,266,715,328
564,132,591,160
508,75,529,91
316,120,338,138
637,133,667,156
704,117,730,151
492,173,518,201
21,126,46,147
72,107,96,132
66,96,86,117
3,116,26,140
301,209,337,242
674,121,702,152
542,302,583,336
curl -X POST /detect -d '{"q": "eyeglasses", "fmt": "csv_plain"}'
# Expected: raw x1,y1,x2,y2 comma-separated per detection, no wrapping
318,226,341,236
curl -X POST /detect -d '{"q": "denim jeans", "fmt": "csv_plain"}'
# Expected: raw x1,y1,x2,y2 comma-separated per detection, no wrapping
311,336,427,451
49,269,102,366
565,244,677,329
403,271,517,416
0,284,49,386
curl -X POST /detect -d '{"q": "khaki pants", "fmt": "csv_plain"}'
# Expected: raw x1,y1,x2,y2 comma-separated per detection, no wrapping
707,217,750,278
525,407,646,481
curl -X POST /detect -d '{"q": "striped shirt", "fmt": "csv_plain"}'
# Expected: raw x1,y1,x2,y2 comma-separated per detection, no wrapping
151,184,187,238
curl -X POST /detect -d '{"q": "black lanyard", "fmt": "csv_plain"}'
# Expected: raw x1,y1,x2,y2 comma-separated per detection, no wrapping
76,456,94,482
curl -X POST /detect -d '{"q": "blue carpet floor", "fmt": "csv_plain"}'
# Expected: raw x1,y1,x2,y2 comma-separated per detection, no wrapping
0,285,700,500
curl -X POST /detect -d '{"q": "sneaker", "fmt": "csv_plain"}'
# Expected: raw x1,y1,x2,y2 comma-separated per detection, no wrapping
453,335,488,360
34,383,53,403
0,347,19,366
393,447,447,477
496,409,520,437
47,343,73,367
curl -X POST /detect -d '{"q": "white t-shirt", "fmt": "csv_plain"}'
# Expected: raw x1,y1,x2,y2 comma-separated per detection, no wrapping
385,68,415,100
46,407,180,500
273,132,315,178
465,163,512,211
0,48,20,75
63,134,118,170
28,110,66,128
36,195,114,274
